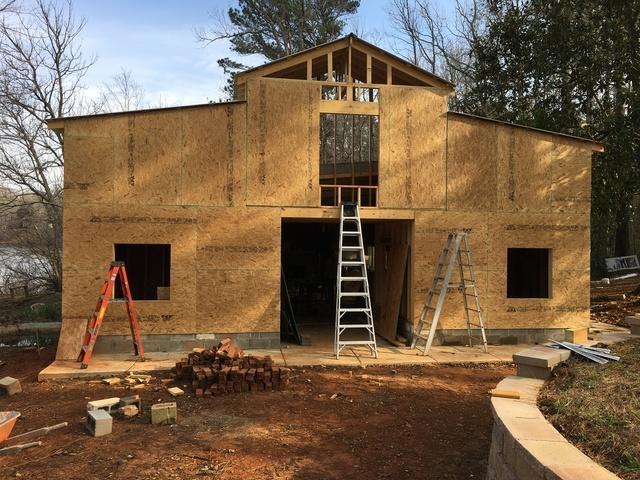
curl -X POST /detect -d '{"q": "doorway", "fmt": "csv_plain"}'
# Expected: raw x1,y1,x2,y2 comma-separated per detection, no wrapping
280,219,413,347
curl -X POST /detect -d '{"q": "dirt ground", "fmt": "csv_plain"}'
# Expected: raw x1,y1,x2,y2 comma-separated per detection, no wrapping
0,347,512,480
591,275,640,327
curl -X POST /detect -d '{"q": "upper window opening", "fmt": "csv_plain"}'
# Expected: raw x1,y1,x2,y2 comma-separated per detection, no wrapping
507,248,550,298
114,244,171,300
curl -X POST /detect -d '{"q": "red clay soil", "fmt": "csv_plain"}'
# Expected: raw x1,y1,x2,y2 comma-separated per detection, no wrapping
0,347,512,480
591,276,640,327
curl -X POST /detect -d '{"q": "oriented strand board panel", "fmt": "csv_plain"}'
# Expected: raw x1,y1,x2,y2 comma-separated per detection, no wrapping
550,137,592,214
61,203,199,343
245,78,320,206
180,104,246,206
379,87,448,209
111,111,183,205
446,115,499,212
374,221,411,341
195,207,281,333
411,210,589,332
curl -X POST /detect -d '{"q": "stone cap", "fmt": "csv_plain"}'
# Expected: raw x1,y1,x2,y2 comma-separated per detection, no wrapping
513,345,570,368
491,376,621,479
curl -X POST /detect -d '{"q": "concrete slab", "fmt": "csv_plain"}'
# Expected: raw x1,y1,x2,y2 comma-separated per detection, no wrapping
39,341,528,380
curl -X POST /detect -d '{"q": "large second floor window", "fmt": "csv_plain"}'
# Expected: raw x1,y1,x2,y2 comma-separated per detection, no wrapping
320,113,379,206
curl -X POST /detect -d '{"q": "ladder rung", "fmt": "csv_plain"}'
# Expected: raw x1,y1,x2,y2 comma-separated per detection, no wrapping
340,292,368,297
466,308,481,313
342,232,360,236
342,246,362,251
341,261,365,266
341,276,365,281
338,325,374,329
337,341,376,345
340,308,372,312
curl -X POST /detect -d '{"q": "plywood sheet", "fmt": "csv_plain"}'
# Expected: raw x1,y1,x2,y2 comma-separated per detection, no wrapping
379,87,447,209
246,78,320,206
446,115,498,212
180,104,246,206
374,222,410,340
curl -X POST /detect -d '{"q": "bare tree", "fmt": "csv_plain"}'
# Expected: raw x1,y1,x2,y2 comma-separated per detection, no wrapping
387,0,485,98
0,0,92,292
93,68,146,113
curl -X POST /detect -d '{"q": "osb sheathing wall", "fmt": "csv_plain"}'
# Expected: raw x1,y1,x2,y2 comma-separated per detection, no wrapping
57,77,594,358
413,114,591,332
58,103,281,359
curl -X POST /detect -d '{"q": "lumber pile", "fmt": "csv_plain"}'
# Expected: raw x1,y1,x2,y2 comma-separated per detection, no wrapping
174,339,291,397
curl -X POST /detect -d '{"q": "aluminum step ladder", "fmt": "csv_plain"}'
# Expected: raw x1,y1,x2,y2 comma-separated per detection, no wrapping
411,231,488,355
335,202,378,359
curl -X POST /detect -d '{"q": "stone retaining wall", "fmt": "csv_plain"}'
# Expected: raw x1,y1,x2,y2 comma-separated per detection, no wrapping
486,375,620,480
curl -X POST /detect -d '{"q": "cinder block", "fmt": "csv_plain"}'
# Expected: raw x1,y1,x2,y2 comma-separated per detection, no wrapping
151,402,177,425
118,395,142,411
118,405,139,417
86,409,112,437
517,364,552,380
0,376,22,396
87,397,120,414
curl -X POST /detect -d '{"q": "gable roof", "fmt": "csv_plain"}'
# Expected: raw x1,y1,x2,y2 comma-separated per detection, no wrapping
235,33,455,92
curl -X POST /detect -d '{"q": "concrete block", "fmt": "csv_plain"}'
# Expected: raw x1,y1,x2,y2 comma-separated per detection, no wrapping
0,376,22,396
118,405,139,417
625,316,640,335
167,387,184,397
87,397,120,414
119,394,142,410
86,409,112,437
517,364,552,380
151,402,177,425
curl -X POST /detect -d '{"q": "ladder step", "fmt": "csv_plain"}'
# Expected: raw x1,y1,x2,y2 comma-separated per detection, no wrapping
342,246,362,251
337,341,377,345
342,232,360,236
340,308,372,313
338,325,375,330
341,261,365,266
341,276,365,281
340,292,368,297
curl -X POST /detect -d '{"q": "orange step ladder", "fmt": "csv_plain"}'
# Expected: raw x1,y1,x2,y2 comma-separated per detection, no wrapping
77,261,145,369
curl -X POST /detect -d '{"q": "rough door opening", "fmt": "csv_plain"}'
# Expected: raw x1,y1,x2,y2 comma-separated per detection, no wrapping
114,244,171,300
280,219,412,346
507,248,551,298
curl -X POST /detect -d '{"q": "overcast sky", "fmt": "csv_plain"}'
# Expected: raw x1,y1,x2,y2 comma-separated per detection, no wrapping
74,0,454,107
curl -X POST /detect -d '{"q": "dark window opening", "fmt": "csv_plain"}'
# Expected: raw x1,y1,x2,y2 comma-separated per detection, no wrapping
114,244,171,300
507,248,550,298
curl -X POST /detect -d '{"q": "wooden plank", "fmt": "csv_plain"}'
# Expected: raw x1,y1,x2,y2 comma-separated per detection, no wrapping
319,100,379,115
374,222,410,341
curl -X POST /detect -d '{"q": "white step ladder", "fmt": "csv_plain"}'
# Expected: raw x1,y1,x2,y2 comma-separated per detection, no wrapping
335,202,378,359
412,231,488,355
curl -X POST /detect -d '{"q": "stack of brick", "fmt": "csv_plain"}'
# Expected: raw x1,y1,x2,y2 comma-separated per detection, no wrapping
174,340,291,397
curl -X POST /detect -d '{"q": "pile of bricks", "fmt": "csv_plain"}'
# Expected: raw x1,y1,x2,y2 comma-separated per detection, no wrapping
174,340,291,397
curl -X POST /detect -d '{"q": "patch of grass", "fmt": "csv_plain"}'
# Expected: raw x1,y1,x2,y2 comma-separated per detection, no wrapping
539,338,640,479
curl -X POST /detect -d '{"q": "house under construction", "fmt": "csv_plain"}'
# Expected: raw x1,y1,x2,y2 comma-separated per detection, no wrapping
48,34,602,359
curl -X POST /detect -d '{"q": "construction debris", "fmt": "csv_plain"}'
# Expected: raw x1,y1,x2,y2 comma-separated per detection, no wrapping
151,402,177,425
167,387,184,397
102,377,121,386
175,339,290,396
118,395,141,411
87,397,120,414
86,409,112,437
0,441,42,456
118,405,139,418
550,341,621,364
0,376,22,396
